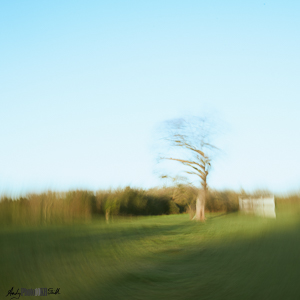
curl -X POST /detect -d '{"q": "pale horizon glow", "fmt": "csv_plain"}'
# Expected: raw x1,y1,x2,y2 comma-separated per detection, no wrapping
1,1,300,196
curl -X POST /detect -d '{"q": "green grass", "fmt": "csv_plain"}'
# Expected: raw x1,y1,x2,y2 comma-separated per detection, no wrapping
1,207,300,299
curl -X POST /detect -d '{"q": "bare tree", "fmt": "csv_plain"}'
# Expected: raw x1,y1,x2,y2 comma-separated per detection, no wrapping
158,116,218,221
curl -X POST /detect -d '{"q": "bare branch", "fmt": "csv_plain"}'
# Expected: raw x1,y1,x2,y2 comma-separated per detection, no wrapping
188,164,205,176
162,157,204,170
185,171,202,178
168,137,206,157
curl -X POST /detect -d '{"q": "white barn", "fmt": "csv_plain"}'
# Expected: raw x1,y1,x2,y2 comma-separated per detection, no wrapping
239,196,276,218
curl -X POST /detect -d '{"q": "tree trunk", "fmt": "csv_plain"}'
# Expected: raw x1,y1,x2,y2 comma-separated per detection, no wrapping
105,208,110,223
195,189,205,221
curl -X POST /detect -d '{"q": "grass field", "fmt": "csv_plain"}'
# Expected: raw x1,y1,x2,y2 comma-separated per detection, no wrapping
1,206,300,300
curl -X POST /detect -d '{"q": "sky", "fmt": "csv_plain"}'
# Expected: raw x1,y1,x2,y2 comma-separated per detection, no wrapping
1,0,300,195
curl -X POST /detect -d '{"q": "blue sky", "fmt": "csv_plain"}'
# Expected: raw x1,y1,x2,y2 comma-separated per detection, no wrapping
1,1,299,195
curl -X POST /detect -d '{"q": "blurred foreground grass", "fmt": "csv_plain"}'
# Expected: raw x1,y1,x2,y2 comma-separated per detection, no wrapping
1,206,300,300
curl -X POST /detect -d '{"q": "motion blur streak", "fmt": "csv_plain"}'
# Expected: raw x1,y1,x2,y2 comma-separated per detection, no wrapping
1,189,300,299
